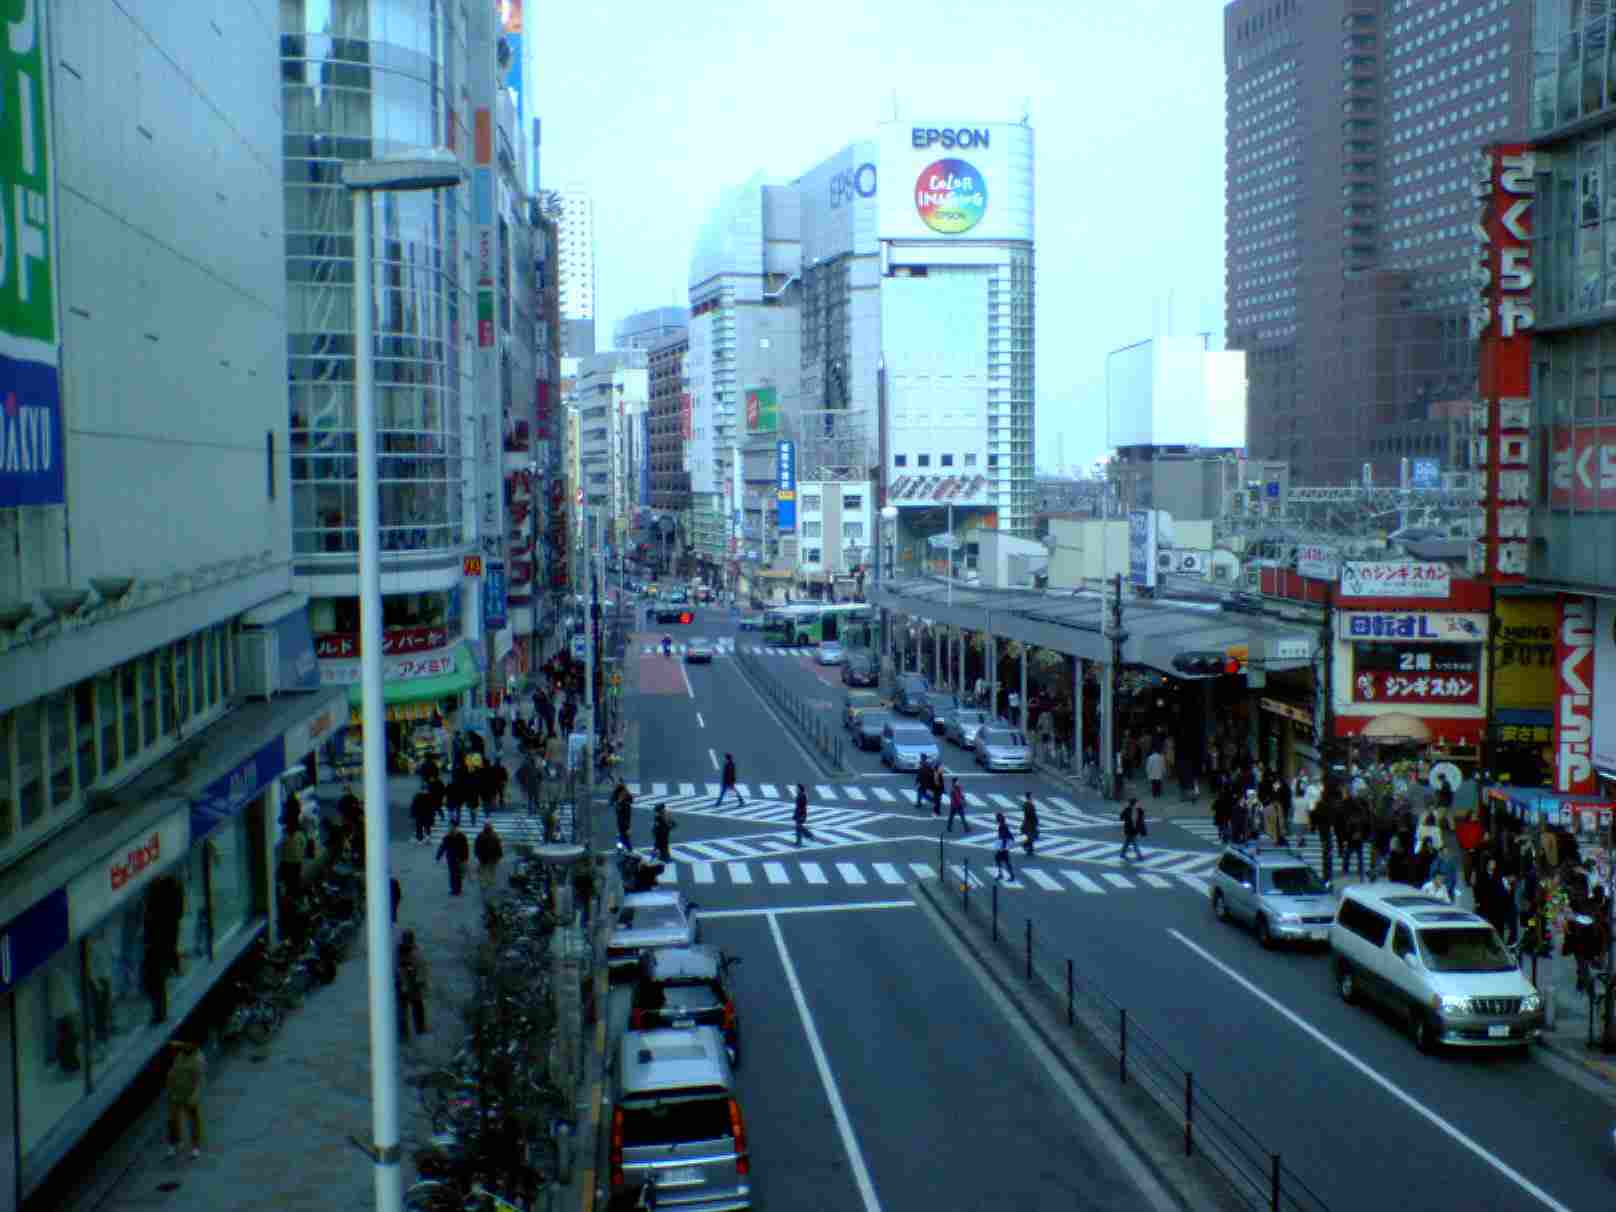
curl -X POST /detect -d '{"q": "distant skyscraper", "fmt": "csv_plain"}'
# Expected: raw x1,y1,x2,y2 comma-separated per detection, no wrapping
552,186,597,357
1222,0,1530,484
615,306,689,351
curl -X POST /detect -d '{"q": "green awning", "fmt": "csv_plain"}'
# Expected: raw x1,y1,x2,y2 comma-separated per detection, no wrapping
346,642,481,715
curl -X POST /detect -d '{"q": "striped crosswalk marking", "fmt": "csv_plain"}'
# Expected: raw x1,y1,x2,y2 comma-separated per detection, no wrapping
844,787,866,801
763,862,789,884
727,862,752,885
989,793,1017,809
950,862,984,888
679,782,696,797
1064,871,1104,894
1179,875,1210,895
965,792,989,807
1139,874,1173,889
691,862,715,884
704,783,720,797
910,863,938,880
1022,868,1063,891
661,863,679,884
1049,797,1077,812
626,782,642,795
816,785,836,800
683,841,733,860
760,783,779,798
801,863,828,885
873,863,904,885
1102,873,1134,889
652,781,669,796
871,787,896,803
836,863,866,885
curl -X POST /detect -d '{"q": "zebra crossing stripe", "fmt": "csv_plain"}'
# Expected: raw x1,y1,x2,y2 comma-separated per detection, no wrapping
1139,851,1191,870
844,787,866,801
801,863,828,885
1022,868,1063,891
871,788,896,803
1102,873,1134,889
692,862,715,885
836,863,866,885
683,841,733,860
1064,871,1104,894
727,862,752,885
1139,873,1173,889
704,783,720,797
662,863,679,884
910,862,938,880
950,862,983,889
679,782,696,796
760,862,788,884
816,785,836,800
989,794,1017,809
1179,875,1210,895
627,782,643,795
1050,797,1077,811
873,862,904,885
760,783,779,798
965,793,988,808
651,781,668,796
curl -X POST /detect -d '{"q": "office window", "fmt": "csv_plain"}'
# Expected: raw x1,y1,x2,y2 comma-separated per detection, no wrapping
917,454,931,467
941,454,954,467
842,494,863,510
965,453,978,466
894,454,907,467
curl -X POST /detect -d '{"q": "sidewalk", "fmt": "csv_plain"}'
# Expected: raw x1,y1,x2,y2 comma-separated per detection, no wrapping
60,760,541,1212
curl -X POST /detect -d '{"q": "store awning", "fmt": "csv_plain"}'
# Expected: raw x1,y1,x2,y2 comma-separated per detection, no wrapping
345,641,481,716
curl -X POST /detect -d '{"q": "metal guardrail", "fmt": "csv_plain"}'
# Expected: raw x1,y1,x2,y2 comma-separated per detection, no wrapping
732,645,847,773
937,839,1331,1212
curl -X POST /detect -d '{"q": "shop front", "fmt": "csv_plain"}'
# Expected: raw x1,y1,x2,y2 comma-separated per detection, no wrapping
327,641,481,775
0,686,343,1204
1490,595,1559,787
1257,695,1317,782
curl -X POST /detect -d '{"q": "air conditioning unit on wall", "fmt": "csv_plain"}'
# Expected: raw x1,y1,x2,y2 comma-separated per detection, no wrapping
1241,566,1262,591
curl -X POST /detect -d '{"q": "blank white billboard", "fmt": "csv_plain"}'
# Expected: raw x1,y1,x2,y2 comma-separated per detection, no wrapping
1106,337,1247,450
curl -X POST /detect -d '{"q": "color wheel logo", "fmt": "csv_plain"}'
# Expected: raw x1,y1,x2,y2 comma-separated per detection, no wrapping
914,158,987,234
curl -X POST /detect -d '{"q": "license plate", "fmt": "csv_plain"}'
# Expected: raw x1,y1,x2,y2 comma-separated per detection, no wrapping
659,1167,701,1185
671,1017,696,1028
1308,929,1328,942
1488,1024,1511,1039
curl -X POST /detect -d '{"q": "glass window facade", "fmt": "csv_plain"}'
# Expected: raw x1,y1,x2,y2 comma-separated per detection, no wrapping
282,0,470,559
1530,326,1616,588
15,948,86,1159
1534,0,1616,133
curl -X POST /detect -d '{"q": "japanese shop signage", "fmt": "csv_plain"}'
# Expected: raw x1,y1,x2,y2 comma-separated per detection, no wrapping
1493,597,1558,711
0,0,64,508
1342,612,1487,643
1296,543,1339,581
776,440,797,533
68,811,189,936
1352,671,1479,705
0,890,68,994
1471,146,1536,582
192,737,286,842
319,649,458,686
1352,643,1480,705
1596,599,1616,776
1338,560,1451,600
315,625,450,660
1555,595,1598,795
1549,423,1616,512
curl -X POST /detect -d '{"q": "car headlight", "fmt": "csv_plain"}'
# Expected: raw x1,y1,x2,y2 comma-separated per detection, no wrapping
1276,912,1302,924
1520,992,1542,1013
1434,995,1471,1016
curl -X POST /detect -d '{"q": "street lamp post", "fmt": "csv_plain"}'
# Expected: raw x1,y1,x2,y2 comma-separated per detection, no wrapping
342,150,465,1212
877,504,898,677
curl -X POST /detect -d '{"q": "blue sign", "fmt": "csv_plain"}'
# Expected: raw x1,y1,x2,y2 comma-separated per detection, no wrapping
776,441,797,534
275,609,321,691
0,353,65,506
484,560,508,631
191,737,286,842
0,889,69,994
1411,458,1441,490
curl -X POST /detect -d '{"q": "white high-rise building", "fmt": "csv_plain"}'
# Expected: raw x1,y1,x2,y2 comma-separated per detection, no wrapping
552,186,597,358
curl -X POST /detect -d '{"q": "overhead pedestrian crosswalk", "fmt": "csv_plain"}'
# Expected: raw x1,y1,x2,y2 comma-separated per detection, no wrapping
623,781,1112,829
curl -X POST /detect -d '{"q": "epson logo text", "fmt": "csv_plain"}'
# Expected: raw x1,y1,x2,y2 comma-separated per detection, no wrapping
911,127,991,150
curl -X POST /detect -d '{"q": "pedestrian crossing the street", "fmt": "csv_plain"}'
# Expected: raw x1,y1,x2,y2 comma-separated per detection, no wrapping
623,782,1112,829
665,823,883,862
946,829,1222,879
420,802,576,851
1170,817,1330,872
641,639,738,657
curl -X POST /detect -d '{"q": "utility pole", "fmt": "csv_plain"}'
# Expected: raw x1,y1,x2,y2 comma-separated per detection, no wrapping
1101,572,1127,802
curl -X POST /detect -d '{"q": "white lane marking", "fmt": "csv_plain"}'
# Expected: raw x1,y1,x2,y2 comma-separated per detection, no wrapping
681,660,694,699
836,862,866,885
873,862,904,885
1102,873,1134,888
626,782,642,795
697,712,705,728
768,914,887,1212
816,784,836,800
844,787,867,801
761,783,779,798
1050,797,1076,811
679,782,696,797
691,862,715,884
1178,875,1210,895
763,862,790,885
708,749,719,771
705,782,721,797
727,862,752,885
965,792,988,807
682,841,734,860
1167,929,1577,1212
661,863,679,883
989,793,1017,809
871,787,896,803
801,862,829,885
700,900,913,920
1022,868,1063,891
1064,871,1104,894
651,781,668,796
909,862,938,880
1139,873,1173,889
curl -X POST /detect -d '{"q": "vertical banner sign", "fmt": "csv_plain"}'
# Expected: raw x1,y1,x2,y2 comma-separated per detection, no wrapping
679,391,692,442
1,1,65,508
1555,596,1597,795
1127,510,1158,590
1470,146,1535,583
474,108,495,348
775,440,797,533
483,561,508,631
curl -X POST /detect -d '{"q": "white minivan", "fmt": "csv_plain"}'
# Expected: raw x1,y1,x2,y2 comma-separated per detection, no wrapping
1330,884,1543,1053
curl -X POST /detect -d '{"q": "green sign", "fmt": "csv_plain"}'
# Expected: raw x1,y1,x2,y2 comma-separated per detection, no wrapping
744,386,778,434
1,0,65,509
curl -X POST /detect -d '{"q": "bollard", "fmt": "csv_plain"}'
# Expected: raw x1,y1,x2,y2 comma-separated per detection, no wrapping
1270,1155,1281,1212
1025,918,1032,980
962,857,970,915
1067,958,1074,1026
1184,1072,1194,1156
1120,1008,1128,1085
992,881,999,942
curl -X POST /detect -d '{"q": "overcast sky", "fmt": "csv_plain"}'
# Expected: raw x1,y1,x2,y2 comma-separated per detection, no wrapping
532,0,1228,476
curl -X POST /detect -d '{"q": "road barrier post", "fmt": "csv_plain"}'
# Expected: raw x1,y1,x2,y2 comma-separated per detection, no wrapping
938,832,944,877
1066,958,1074,1025
962,858,970,916
1184,1072,1193,1157
1271,1155,1281,1211
1025,918,1032,981
1120,1008,1128,1085
991,881,999,942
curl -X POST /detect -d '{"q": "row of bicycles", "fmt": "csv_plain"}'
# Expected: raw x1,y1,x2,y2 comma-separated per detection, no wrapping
403,849,578,1212
219,871,363,1045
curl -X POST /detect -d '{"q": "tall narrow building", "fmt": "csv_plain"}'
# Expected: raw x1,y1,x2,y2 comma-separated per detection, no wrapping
1224,0,1531,484
550,186,597,358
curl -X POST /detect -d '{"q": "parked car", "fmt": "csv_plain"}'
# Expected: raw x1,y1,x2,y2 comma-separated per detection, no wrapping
611,1027,751,1210
607,890,701,978
854,709,895,752
942,708,991,749
1330,883,1543,1053
843,690,885,731
630,945,742,1066
815,640,845,666
685,637,715,664
918,691,959,734
973,727,1032,772
841,649,879,686
893,673,932,716
1209,843,1336,949
655,606,695,625
881,721,941,771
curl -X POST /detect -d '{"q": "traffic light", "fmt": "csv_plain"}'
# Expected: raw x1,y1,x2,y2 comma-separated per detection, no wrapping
1171,651,1243,677
678,611,693,625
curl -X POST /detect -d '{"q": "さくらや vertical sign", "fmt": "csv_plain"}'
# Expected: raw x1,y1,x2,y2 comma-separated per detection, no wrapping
1555,596,1598,795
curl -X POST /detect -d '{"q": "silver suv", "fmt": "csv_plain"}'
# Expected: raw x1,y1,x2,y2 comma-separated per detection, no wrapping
1209,843,1336,948
611,1026,752,1210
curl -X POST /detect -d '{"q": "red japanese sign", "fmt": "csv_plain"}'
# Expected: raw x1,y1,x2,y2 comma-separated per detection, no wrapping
1555,595,1598,795
1351,671,1479,704
315,626,450,660
1549,424,1616,512
680,392,693,442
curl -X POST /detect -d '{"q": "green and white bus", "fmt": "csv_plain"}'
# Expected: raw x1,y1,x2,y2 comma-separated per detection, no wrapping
762,603,875,647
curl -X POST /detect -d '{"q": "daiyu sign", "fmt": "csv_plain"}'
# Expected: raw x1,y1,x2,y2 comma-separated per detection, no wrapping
191,737,286,842
1555,595,1598,795
1342,612,1488,643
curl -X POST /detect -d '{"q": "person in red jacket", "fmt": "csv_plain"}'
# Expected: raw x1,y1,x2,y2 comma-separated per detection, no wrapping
1454,813,1484,890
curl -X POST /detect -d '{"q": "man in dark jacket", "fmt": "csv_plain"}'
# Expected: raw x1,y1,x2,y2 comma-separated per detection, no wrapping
613,781,634,848
714,754,744,807
794,784,813,847
474,821,504,892
1118,798,1146,862
436,823,471,896
516,753,541,818
410,787,437,843
652,804,676,862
